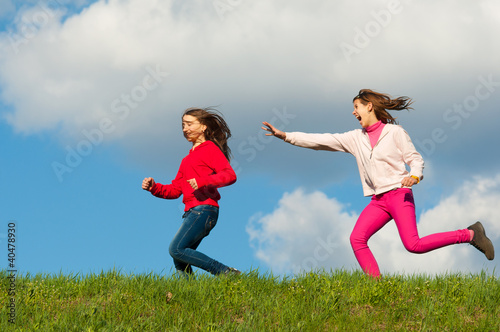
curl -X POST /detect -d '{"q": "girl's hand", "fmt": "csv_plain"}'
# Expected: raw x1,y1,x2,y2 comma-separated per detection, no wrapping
401,176,418,187
142,177,155,191
187,178,198,190
262,121,286,140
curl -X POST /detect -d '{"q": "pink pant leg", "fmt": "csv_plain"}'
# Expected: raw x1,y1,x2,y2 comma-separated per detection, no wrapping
350,189,471,278
388,189,470,253
350,198,392,277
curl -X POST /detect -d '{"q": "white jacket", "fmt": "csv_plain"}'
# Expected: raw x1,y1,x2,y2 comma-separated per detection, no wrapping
284,124,424,196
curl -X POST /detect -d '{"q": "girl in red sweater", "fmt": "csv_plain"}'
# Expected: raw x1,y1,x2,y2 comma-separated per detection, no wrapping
142,108,239,277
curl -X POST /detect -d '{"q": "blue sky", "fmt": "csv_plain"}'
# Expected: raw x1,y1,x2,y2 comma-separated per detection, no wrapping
1,0,499,278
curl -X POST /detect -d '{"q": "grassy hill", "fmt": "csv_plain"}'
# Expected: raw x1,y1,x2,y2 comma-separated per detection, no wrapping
1,269,499,331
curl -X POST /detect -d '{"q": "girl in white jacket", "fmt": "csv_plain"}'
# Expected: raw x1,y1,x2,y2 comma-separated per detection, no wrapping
262,89,494,277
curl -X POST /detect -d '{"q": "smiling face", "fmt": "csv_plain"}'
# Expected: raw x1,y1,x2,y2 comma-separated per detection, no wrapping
353,99,378,128
182,115,207,144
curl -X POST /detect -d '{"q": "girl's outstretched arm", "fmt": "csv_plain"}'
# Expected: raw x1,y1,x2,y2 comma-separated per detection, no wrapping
262,121,286,140
263,121,355,153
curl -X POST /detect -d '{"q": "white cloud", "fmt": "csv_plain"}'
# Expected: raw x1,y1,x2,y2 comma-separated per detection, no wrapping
0,0,499,180
1,0,499,134
1,0,344,139
247,174,500,276
246,188,358,274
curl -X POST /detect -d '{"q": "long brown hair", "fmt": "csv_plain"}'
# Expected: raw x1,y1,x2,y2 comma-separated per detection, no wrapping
353,89,414,124
183,107,232,161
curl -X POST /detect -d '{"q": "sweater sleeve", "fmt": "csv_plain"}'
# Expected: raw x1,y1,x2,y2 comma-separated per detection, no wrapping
150,169,183,199
195,146,237,189
284,131,357,154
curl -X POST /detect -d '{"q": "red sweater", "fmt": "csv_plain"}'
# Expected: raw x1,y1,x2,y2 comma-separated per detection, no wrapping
150,140,237,211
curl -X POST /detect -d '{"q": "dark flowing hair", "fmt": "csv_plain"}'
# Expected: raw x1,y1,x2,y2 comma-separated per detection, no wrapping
183,107,232,161
353,89,414,124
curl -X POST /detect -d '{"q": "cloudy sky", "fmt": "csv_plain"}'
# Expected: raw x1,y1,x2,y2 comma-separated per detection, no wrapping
1,0,499,277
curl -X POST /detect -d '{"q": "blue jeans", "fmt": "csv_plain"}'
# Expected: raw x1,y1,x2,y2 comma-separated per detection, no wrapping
169,205,229,276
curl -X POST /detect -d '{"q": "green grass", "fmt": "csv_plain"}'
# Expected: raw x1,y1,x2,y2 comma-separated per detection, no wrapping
1,269,499,331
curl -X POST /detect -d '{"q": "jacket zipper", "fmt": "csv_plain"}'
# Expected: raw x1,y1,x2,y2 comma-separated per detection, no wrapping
366,125,391,191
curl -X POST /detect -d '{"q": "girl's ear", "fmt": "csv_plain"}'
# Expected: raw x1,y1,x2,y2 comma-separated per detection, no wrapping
367,102,373,112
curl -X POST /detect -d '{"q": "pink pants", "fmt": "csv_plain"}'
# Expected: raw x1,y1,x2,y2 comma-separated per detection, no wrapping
350,188,470,277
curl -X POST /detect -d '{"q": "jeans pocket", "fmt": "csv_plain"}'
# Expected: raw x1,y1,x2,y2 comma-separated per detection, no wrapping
204,215,217,235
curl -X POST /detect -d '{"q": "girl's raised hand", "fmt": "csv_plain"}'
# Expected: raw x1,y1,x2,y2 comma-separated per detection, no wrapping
142,177,155,191
262,121,286,140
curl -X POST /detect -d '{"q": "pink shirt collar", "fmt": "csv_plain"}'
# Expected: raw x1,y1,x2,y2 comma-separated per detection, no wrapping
365,120,385,148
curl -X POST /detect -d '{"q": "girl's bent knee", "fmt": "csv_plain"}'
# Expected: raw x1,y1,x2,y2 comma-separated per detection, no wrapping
403,243,421,254
350,233,366,251
169,245,182,259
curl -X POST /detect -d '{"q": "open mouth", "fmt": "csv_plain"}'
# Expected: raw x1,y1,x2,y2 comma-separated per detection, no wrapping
355,115,362,121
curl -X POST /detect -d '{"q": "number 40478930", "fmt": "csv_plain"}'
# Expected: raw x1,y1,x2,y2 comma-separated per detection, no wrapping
7,222,16,268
